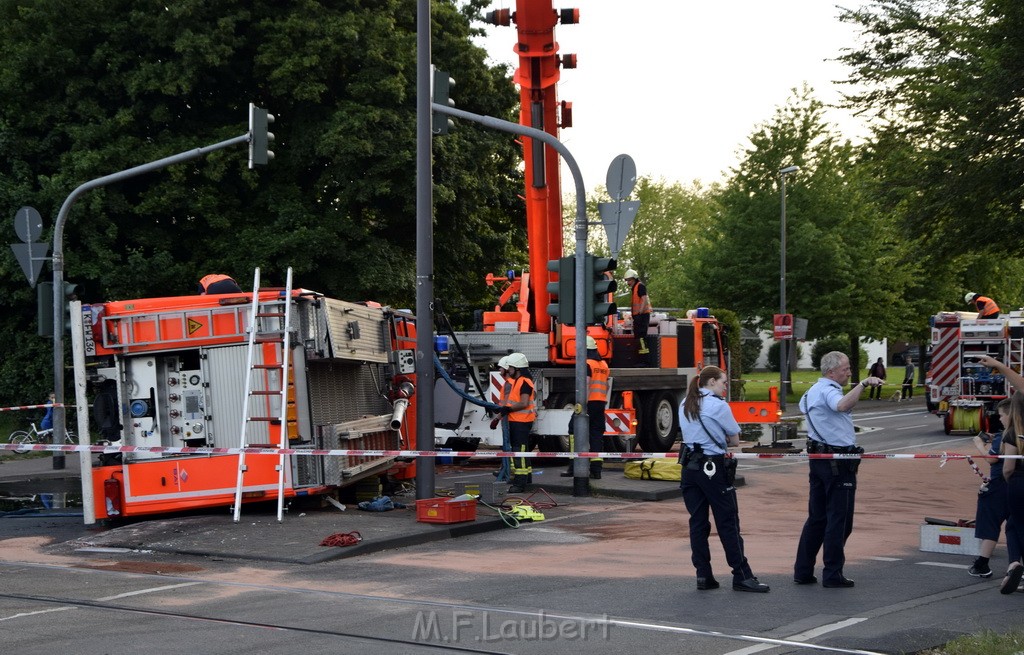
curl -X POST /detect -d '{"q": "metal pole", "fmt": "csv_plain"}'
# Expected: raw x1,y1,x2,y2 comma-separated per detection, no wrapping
779,173,787,412
414,0,436,500
51,134,249,470
432,103,590,496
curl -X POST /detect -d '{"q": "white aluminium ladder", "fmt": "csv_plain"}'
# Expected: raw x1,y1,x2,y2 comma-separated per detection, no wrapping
232,267,295,523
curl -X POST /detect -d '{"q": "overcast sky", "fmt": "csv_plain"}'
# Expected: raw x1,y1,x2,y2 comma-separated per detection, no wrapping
474,0,871,193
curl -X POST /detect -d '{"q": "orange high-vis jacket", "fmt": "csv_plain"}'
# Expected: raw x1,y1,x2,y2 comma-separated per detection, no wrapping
587,359,610,402
507,376,537,423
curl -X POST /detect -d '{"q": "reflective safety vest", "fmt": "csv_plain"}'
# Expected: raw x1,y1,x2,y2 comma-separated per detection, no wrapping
507,376,537,423
631,282,651,316
975,296,1001,318
587,359,610,403
199,274,236,293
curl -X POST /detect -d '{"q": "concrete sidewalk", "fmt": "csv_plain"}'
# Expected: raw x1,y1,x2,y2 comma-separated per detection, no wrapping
0,455,682,564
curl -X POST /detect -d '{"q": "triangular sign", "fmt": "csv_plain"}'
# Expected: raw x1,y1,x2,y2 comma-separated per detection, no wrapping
598,200,641,259
10,242,49,287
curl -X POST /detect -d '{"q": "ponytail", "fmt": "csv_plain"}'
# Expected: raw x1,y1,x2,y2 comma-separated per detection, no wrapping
682,365,726,422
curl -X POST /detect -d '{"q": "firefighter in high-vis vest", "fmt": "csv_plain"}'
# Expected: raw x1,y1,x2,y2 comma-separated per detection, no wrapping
489,356,514,482
198,274,242,295
561,336,612,479
586,336,611,479
965,292,1001,319
500,353,536,494
625,269,652,357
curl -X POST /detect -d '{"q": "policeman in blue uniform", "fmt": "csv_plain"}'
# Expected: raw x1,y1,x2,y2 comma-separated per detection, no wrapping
794,351,882,588
679,365,769,593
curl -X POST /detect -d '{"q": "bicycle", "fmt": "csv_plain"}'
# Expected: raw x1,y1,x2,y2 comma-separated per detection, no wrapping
8,423,77,454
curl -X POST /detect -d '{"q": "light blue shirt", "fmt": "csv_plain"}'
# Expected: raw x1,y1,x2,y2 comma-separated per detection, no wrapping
800,377,856,447
679,389,740,456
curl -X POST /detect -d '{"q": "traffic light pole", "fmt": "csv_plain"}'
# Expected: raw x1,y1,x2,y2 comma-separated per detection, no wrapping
432,103,592,496
49,132,248,514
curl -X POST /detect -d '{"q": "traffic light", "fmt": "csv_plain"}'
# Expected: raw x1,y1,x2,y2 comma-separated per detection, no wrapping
37,281,54,337
546,256,575,325
248,103,275,168
62,282,79,332
432,67,455,135
36,281,79,336
585,254,617,324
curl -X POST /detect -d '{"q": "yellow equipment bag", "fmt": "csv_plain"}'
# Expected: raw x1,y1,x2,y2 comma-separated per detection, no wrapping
623,458,682,481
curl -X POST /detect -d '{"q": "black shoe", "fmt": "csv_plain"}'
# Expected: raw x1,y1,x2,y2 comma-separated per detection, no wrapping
822,577,855,588
696,577,720,590
508,484,526,494
968,561,993,578
1000,563,1024,595
559,470,573,477
793,575,818,585
733,577,770,593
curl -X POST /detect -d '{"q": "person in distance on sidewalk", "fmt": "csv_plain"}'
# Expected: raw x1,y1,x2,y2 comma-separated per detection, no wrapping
794,351,883,589
678,366,768,593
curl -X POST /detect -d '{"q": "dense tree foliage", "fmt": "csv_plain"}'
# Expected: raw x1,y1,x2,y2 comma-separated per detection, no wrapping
839,0,1024,257
683,88,917,343
0,0,523,404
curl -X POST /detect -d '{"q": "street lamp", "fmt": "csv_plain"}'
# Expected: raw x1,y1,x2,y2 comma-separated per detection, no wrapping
779,165,799,412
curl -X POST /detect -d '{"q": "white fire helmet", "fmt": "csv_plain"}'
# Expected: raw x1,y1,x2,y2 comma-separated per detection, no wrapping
506,353,530,370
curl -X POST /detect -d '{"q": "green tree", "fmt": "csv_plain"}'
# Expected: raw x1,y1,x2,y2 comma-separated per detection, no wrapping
682,87,918,380
573,177,717,311
0,0,522,405
839,0,1024,258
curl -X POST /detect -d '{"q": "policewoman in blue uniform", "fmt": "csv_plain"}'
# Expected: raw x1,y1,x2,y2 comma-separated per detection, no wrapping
794,351,882,588
679,365,769,593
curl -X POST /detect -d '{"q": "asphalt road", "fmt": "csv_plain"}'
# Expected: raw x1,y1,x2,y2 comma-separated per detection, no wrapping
1,402,1018,655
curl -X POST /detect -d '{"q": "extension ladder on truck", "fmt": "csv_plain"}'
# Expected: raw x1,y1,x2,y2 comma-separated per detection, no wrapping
233,267,295,523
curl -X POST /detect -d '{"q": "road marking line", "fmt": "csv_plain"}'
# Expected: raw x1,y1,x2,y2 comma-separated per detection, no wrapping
0,606,74,621
895,424,929,430
98,582,203,601
917,562,968,570
866,557,901,562
724,617,869,655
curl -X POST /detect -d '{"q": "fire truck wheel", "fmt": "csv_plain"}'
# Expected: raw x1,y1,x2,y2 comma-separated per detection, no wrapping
638,391,679,452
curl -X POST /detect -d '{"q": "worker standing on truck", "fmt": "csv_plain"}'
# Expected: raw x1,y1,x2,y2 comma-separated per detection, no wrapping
965,292,1001,319
198,274,242,295
501,353,536,494
624,269,652,356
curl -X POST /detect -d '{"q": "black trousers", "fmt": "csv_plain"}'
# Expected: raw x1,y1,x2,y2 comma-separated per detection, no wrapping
794,459,857,585
633,312,650,337
681,462,753,582
587,400,607,461
509,421,533,477
901,376,913,398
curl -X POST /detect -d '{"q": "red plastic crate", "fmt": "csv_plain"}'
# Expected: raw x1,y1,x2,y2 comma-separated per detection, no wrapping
416,497,477,524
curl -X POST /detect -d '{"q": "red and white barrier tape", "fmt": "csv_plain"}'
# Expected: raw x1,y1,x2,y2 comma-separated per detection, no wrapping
0,403,67,412
2,442,1021,460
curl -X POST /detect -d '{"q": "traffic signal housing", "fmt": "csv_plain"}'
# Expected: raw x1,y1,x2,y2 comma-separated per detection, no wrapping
248,103,275,168
585,254,617,324
546,256,575,325
36,281,79,336
432,67,455,135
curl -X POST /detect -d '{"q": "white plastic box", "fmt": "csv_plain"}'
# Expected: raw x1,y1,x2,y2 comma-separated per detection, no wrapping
919,524,982,556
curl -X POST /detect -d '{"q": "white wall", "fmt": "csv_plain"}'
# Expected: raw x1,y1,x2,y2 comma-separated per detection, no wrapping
751,332,887,372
